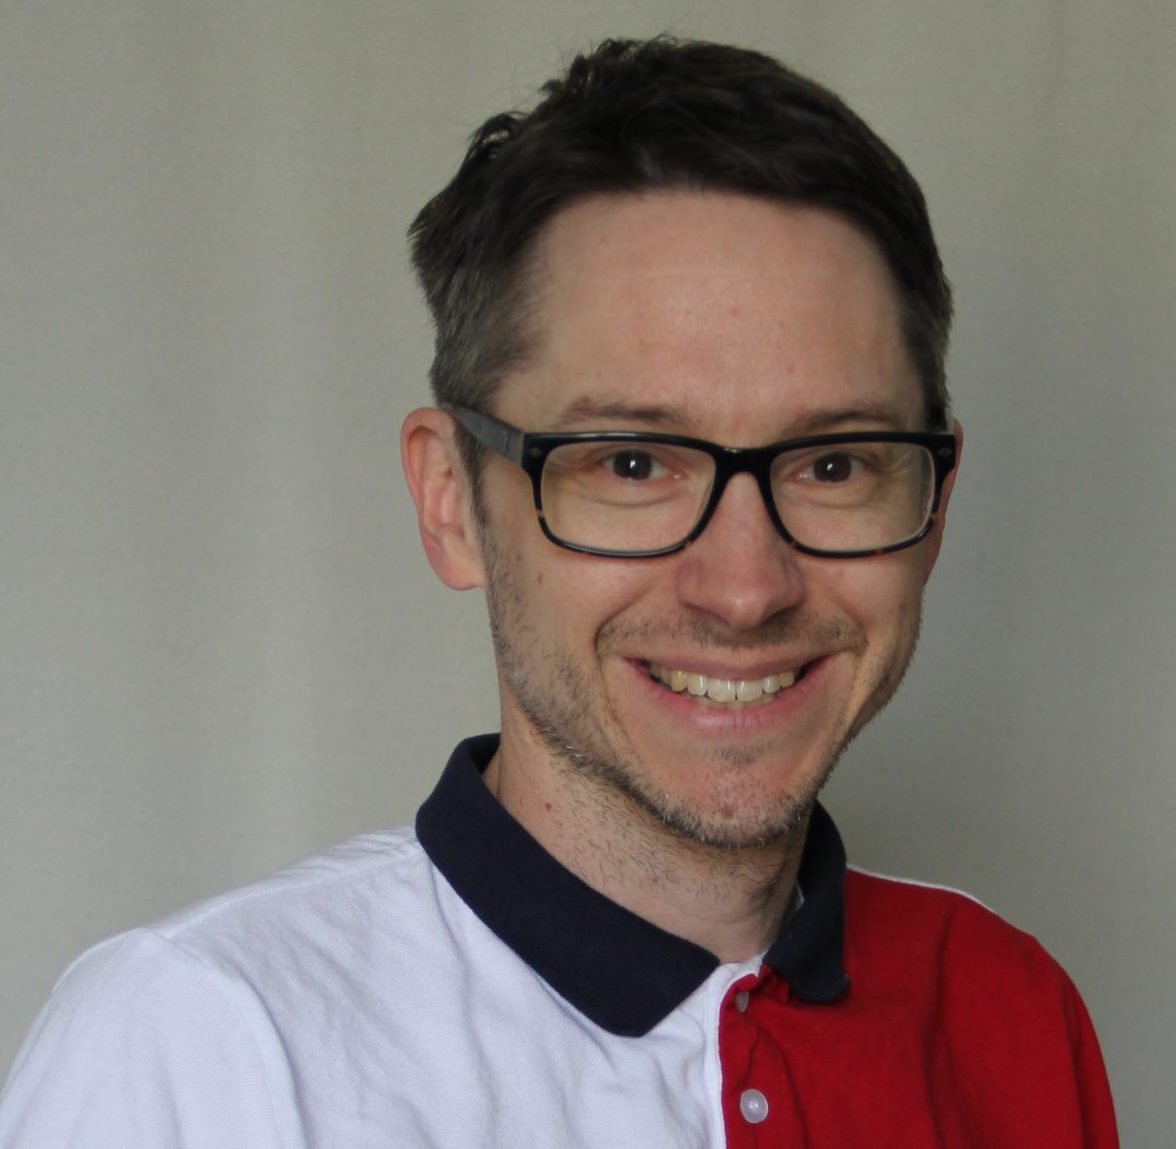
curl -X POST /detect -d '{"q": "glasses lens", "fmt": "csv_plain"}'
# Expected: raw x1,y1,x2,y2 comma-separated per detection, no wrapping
771,441,935,553
540,439,714,554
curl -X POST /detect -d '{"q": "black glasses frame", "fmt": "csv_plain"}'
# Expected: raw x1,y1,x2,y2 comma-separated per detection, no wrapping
449,406,957,559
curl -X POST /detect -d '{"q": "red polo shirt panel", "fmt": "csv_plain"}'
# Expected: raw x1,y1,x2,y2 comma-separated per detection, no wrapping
718,870,1117,1147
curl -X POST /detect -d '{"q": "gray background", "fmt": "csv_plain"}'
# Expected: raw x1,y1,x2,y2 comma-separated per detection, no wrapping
2,2,1173,1142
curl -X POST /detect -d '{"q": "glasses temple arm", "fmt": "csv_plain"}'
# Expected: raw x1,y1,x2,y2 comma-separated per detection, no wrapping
447,406,527,464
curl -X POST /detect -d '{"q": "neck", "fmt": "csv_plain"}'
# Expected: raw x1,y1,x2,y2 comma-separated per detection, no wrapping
483,729,809,964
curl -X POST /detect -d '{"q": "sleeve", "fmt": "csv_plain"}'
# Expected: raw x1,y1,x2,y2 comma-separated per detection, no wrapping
1060,968,1120,1148
0,930,304,1149
945,911,1121,1149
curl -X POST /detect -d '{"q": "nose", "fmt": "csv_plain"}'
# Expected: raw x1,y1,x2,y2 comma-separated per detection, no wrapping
674,473,805,631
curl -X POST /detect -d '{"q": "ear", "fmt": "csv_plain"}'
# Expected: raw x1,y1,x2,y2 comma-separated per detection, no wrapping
400,407,487,590
921,417,962,581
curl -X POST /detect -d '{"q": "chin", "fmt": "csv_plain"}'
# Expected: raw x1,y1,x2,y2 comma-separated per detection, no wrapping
603,751,833,852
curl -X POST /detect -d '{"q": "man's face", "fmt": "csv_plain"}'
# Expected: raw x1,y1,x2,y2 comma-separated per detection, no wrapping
471,192,950,850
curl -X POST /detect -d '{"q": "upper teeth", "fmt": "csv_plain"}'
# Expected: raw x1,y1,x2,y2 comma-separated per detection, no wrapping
648,663,798,703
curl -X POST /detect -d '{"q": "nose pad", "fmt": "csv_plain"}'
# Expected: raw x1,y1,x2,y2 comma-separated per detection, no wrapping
675,474,805,630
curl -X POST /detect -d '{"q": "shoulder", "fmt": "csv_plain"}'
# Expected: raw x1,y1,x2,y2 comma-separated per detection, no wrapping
93,823,446,1007
845,863,1006,927
842,865,1088,1023
838,869,1118,1142
0,928,289,1146
0,826,435,1146
79,824,437,988
157,823,425,928
845,865,1046,961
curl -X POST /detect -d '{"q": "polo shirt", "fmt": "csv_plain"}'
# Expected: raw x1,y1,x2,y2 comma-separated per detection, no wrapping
0,735,1118,1147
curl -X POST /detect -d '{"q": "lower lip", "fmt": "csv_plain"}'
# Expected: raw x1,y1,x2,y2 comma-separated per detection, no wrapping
628,658,826,735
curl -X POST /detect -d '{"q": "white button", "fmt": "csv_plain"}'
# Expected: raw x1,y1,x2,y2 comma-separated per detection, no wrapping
739,1088,769,1124
734,990,750,1012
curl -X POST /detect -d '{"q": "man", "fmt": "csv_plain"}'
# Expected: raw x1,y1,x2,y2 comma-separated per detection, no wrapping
1,37,1116,1147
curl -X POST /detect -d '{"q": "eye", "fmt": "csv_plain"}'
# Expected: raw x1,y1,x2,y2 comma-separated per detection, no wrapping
604,449,666,481
810,452,859,483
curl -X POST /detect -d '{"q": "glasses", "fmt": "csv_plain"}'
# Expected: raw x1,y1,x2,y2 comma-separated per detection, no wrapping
450,406,957,560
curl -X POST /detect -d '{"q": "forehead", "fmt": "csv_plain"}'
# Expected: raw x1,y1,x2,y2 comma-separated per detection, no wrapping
503,192,922,438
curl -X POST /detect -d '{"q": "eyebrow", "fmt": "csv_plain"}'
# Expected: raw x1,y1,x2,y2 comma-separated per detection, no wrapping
785,401,912,435
551,395,912,435
553,397,694,429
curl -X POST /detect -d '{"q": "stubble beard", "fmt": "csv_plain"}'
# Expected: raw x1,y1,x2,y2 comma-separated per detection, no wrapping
480,529,921,853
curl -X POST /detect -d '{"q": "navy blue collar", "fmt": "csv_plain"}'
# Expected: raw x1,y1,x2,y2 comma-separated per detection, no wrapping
416,734,850,1036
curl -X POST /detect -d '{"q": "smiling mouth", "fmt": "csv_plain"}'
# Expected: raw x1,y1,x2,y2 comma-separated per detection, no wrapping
646,661,805,705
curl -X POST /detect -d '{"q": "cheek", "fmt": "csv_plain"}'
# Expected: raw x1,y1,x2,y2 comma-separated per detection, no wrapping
814,555,926,637
482,470,667,630
533,552,663,647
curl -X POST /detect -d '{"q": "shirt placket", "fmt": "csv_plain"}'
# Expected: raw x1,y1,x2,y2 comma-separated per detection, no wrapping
717,967,807,1147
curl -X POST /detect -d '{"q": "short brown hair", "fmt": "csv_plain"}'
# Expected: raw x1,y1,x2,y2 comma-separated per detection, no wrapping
410,36,953,464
